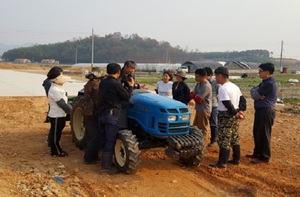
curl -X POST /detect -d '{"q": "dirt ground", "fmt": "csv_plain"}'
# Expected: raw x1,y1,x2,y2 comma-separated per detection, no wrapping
0,64,300,197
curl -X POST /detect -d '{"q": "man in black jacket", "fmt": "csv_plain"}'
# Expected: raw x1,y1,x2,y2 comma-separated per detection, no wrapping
119,60,136,88
98,63,134,174
120,60,140,89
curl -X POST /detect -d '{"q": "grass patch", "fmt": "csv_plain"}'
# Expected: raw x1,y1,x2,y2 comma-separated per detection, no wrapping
136,73,300,100
282,98,300,105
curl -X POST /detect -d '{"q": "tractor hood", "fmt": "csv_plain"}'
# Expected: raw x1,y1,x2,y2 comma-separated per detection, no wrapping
127,92,191,137
130,92,185,108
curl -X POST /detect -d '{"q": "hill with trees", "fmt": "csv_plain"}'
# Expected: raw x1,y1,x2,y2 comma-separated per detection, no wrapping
2,32,271,64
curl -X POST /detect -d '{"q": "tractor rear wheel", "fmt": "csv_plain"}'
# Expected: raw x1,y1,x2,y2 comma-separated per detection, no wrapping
114,130,141,174
70,97,86,150
179,126,206,166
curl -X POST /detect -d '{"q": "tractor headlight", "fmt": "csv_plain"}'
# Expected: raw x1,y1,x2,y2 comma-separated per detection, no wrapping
182,114,190,120
168,115,177,122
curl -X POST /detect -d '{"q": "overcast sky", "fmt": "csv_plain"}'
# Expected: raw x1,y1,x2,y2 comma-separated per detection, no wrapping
1,0,299,59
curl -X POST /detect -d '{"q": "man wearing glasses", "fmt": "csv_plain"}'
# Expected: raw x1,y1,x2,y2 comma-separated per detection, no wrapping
248,62,278,164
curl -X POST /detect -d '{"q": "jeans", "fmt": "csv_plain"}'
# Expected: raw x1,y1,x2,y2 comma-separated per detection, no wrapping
210,107,218,143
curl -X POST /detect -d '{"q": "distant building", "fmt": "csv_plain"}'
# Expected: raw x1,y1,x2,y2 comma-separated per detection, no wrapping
41,59,59,64
181,60,223,73
15,58,31,64
71,63,182,73
225,61,253,69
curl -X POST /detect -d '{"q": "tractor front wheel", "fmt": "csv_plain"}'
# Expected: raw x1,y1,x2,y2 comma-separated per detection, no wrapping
114,130,141,174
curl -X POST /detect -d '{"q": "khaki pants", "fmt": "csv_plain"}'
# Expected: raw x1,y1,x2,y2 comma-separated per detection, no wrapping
193,110,211,137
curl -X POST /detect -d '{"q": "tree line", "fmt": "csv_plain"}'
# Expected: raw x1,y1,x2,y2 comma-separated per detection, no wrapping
2,32,271,64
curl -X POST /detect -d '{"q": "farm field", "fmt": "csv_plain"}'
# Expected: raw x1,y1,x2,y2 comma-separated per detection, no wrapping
0,63,299,197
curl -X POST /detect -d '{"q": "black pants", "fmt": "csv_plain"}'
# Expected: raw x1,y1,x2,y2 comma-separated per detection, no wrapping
84,116,102,162
49,117,66,155
98,115,119,153
253,108,275,160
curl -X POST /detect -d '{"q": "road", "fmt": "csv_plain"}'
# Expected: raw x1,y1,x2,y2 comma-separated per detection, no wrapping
0,70,85,96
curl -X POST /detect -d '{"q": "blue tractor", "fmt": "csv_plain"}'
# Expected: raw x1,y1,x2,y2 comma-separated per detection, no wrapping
70,89,206,174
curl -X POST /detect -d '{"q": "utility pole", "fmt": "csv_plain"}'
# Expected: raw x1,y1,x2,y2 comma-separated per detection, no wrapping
91,28,94,69
75,49,77,64
279,41,283,72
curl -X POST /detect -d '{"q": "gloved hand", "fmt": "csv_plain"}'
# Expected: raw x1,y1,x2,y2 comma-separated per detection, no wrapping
189,92,196,100
194,96,203,104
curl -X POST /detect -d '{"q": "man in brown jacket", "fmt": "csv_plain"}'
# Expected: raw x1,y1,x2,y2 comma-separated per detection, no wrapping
83,68,103,164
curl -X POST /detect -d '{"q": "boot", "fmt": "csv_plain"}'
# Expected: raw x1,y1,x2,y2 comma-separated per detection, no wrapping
84,150,100,164
209,148,230,168
100,152,118,174
228,145,240,165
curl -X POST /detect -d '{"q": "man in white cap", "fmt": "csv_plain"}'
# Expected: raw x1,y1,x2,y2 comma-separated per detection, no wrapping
47,66,72,157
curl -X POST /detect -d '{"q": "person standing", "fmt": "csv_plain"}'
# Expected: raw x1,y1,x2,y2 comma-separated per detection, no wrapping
155,71,173,98
209,67,246,168
172,70,190,105
42,66,63,124
98,63,134,174
248,62,277,164
43,66,63,147
120,60,140,89
82,68,103,164
47,67,72,157
189,68,212,137
204,67,220,147
119,60,139,127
